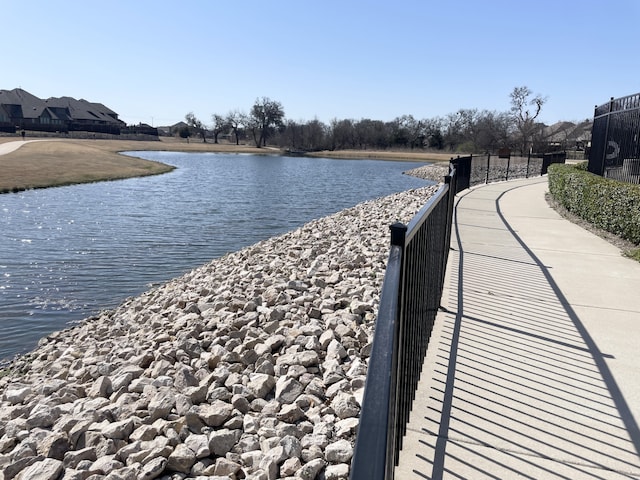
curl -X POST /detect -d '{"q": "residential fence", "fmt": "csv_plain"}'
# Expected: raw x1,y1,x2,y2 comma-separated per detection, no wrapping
589,93,640,185
454,151,566,192
350,164,458,479
350,152,564,480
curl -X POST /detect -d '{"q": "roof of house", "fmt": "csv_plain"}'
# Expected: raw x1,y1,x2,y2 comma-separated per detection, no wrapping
0,88,51,120
0,88,123,125
543,120,592,143
87,101,118,117
44,96,120,124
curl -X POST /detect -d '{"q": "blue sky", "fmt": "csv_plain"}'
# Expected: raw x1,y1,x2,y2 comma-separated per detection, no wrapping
4,0,639,127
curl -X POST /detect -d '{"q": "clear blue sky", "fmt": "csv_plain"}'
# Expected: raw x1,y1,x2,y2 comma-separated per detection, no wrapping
4,0,639,127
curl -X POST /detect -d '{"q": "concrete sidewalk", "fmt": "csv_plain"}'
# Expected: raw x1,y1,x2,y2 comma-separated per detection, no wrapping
0,139,46,156
396,176,640,479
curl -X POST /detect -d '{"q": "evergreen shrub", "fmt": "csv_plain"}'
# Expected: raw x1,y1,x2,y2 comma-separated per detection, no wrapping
548,163,640,245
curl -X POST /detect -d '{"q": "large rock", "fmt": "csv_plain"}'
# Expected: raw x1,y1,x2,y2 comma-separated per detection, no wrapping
26,404,57,429
37,431,71,460
276,351,319,367
148,388,176,421
296,458,326,480
15,458,63,480
209,428,238,457
331,392,360,419
248,373,275,399
139,456,167,479
182,433,208,459
4,385,32,404
325,439,354,463
165,443,196,473
197,400,234,427
275,377,304,404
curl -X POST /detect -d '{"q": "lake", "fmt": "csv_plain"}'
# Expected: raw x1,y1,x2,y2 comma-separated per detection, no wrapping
0,151,432,362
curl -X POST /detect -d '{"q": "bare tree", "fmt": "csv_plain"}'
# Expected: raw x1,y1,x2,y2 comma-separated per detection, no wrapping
391,115,425,149
510,86,546,154
329,118,356,150
250,97,285,147
473,110,513,153
210,114,229,144
226,110,246,145
305,119,328,150
424,117,444,149
185,112,207,143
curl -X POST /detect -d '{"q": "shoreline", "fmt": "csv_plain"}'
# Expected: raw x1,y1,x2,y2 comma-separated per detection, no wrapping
0,136,452,194
0,183,441,479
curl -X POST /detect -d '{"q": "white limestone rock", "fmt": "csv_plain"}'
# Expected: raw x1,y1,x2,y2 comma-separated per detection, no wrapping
165,443,196,473
15,457,63,480
0,184,442,480
325,439,354,463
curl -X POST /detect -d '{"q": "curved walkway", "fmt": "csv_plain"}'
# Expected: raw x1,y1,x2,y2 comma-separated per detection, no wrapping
397,176,640,479
0,139,48,156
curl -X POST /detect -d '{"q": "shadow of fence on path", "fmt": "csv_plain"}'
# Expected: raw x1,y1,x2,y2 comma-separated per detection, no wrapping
407,186,640,479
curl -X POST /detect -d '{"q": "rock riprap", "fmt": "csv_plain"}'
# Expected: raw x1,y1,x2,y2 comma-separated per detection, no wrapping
404,163,450,183
0,184,439,480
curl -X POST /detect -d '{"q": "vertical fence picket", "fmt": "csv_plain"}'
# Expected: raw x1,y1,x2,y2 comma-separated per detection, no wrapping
351,149,566,480
589,93,640,184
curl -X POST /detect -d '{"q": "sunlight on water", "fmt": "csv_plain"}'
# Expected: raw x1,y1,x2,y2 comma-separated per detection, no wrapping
0,152,431,361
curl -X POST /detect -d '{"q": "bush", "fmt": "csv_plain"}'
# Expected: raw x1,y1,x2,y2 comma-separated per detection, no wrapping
548,163,640,245
574,161,588,171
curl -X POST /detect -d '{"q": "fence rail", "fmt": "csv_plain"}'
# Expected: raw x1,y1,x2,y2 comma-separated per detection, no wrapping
350,150,564,480
350,166,457,479
590,93,640,184
454,151,566,193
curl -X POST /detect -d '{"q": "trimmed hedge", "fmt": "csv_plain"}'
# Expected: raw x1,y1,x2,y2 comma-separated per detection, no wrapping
548,163,640,245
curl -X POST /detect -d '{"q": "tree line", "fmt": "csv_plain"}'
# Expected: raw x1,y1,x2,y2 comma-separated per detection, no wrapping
182,87,549,155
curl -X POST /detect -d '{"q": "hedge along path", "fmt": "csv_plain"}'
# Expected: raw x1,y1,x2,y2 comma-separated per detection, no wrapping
548,163,640,246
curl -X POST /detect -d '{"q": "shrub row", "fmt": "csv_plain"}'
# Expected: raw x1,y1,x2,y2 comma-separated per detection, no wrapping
548,163,640,245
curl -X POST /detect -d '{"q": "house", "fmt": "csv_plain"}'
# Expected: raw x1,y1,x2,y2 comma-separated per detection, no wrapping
0,88,128,135
0,88,67,132
44,96,125,134
542,120,592,151
0,103,14,132
157,121,189,137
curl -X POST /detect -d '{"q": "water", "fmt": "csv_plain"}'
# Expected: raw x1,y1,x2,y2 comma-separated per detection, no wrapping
0,151,430,361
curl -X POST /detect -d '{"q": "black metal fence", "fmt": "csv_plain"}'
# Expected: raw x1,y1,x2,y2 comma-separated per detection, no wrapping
350,165,458,479
589,93,640,184
350,151,564,479
454,151,566,193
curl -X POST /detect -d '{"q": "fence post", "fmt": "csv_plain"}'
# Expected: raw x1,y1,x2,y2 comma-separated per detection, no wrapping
388,221,407,474
350,221,406,480
443,170,455,275
390,222,407,249
601,97,615,175
485,153,490,184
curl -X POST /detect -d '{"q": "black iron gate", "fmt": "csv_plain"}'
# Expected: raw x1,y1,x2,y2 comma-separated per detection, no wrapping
589,93,640,184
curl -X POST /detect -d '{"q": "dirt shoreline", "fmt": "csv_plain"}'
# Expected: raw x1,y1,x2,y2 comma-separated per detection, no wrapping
0,136,452,193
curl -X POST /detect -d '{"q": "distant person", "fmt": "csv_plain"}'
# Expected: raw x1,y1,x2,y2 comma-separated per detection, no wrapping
21,130,25,140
